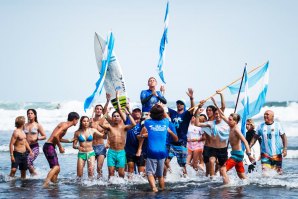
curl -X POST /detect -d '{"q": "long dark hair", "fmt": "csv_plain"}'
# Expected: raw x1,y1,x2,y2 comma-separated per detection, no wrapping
78,116,89,131
27,109,38,123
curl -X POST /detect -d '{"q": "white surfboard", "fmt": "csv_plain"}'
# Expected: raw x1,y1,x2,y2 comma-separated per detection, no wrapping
94,32,127,109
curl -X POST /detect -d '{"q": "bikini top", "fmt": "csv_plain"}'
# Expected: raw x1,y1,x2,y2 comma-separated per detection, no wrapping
78,129,93,142
24,124,38,135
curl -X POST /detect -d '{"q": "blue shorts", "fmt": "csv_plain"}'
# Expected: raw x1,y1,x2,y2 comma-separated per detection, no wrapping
107,149,126,168
168,145,187,167
93,144,107,158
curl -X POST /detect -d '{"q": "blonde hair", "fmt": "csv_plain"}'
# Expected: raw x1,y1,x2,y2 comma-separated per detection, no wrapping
15,116,25,128
246,118,255,129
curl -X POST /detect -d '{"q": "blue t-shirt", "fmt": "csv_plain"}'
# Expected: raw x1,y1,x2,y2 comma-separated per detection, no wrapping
140,89,165,112
168,108,192,146
145,118,170,159
125,117,142,155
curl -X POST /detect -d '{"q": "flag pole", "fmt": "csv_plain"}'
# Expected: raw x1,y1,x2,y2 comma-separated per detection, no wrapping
234,63,247,113
189,61,267,111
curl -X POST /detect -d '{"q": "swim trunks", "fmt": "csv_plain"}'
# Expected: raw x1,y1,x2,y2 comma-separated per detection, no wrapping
261,153,282,170
93,144,107,158
168,145,188,167
126,153,145,167
225,150,245,173
203,146,228,166
43,143,59,168
11,151,28,170
107,149,126,168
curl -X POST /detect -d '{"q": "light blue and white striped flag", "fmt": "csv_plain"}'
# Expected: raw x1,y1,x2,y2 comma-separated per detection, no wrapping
228,61,269,119
157,0,169,84
84,32,115,112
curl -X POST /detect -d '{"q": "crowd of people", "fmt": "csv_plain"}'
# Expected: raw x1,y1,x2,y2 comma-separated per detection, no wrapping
9,77,288,192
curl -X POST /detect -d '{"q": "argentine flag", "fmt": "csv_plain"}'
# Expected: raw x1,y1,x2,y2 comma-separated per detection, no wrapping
84,32,115,112
228,61,269,118
157,0,169,84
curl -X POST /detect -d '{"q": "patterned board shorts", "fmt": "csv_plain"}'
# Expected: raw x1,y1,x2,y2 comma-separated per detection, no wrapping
43,143,59,168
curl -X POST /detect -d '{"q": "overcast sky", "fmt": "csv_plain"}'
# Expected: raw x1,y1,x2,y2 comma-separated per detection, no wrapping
1,0,297,104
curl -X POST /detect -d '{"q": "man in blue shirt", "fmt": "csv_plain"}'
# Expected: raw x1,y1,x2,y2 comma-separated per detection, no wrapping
136,104,178,192
140,77,167,117
166,88,195,177
123,106,145,177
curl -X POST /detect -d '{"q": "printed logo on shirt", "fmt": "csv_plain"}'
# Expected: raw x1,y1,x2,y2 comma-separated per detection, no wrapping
149,125,167,132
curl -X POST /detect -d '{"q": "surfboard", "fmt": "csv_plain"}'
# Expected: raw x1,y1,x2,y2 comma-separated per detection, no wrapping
94,32,127,109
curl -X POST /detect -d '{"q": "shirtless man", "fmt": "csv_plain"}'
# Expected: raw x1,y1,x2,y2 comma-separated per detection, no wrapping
24,109,46,176
199,90,226,177
43,112,80,187
212,98,254,184
99,104,136,178
90,94,110,178
9,116,33,179
195,96,229,179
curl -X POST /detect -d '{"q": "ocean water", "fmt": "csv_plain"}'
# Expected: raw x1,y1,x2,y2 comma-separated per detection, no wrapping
0,101,298,198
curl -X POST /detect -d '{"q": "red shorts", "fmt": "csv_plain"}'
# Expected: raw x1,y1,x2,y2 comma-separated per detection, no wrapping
225,158,245,173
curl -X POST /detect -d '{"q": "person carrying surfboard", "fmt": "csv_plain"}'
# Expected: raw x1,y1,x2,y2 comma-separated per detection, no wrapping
140,77,167,118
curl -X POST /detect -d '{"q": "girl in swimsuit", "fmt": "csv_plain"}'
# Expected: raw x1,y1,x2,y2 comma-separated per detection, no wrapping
73,116,105,179
24,109,46,176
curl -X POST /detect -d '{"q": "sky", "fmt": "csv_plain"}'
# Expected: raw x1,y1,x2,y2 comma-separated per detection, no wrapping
0,0,297,104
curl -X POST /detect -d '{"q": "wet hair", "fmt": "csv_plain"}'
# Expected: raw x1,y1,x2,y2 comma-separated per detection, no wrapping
112,111,119,117
246,118,255,129
148,77,157,82
78,116,89,131
67,112,80,121
95,104,103,109
230,113,241,123
15,116,25,128
27,109,38,123
150,104,164,120
206,105,217,113
200,114,208,121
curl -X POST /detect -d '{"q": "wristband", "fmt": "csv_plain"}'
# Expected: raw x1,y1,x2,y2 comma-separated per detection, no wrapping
10,154,13,156
246,152,251,156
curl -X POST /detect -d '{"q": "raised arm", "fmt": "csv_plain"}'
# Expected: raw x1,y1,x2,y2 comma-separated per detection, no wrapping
103,93,111,115
194,108,210,127
116,91,127,122
124,108,136,131
216,90,226,112
186,88,195,114
211,97,229,123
